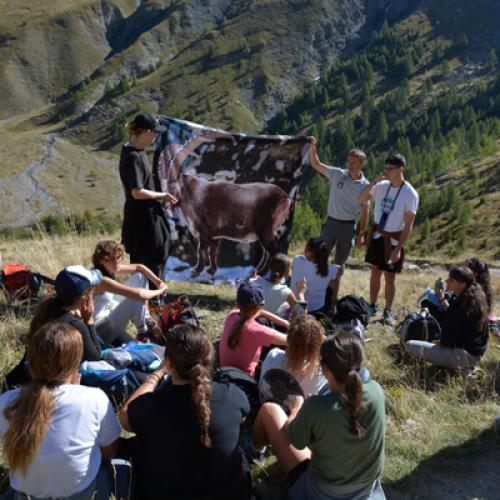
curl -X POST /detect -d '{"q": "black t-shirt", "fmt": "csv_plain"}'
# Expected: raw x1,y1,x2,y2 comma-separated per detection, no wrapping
440,297,488,357
58,311,103,361
128,380,250,499
118,144,169,260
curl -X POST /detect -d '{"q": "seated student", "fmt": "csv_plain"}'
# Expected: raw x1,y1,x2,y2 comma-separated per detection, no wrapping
260,316,326,399
405,266,489,369
465,257,498,338
250,253,307,318
291,238,340,316
0,322,120,500
219,283,288,377
119,325,252,500
91,240,167,341
249,333,386,500
30,265,109,362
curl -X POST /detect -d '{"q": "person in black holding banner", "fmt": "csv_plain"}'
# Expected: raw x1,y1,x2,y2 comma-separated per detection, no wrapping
119,113,178,283
358,154,418,325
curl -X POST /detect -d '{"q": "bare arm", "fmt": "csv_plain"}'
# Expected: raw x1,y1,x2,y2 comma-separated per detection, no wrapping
309,137,328,177
100,439,119,461
270,331,288,346
96,277,166,301
131,188,177,204
355,203,370,247
258,309,290,330
116,263,167,289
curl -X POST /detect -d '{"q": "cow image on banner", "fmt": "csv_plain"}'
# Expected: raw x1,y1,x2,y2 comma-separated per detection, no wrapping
153,116,309,284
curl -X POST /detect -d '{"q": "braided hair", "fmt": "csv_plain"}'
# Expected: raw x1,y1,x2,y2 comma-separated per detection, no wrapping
164,325,215,447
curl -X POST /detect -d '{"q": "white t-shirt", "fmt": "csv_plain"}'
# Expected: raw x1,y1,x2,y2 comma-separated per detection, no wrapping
291,256,339,312
250,277,292,317
259,348,327,398
370,181,419,244
0,385,120,498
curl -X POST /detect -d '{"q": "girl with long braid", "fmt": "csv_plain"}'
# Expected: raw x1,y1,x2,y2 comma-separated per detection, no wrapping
119,325,252,500
0,322,120,499
406,266,489,369
248,332,386,500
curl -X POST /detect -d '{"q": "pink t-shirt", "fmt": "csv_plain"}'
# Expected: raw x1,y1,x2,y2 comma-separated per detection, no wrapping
220,310,278,376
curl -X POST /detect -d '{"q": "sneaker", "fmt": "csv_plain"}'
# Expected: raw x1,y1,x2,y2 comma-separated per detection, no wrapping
382,308,394,326
242,436,266,465
369,303,378,317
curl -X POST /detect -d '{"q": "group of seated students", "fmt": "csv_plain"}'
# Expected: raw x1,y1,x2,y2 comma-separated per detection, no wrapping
0,237,495,500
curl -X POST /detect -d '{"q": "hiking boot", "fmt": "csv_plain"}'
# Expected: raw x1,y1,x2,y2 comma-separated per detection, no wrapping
382,308,394,326
369,303,378,317
242,436,267,465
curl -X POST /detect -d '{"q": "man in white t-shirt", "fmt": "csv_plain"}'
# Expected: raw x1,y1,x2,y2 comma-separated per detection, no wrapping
309,138,370,302
358,154,419,325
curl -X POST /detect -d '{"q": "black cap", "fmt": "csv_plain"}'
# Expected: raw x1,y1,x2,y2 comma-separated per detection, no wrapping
130,112,166,133
237,282,265,307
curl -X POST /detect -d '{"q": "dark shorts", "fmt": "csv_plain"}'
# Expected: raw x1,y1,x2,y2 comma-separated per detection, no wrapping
365,236,405,273
320,217,356,267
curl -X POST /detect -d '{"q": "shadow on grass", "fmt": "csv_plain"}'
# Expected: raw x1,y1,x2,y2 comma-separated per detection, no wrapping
164,293,234,312
384,428,500,500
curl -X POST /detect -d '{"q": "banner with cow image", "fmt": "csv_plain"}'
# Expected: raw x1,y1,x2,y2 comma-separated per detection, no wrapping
154,116,309,284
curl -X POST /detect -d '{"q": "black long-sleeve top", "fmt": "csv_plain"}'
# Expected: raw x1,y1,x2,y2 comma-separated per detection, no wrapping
440,297,488,357
58,312,103,361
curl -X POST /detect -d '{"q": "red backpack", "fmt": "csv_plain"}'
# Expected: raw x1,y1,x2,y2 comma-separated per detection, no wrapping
160,295,199,335
0,263,53,301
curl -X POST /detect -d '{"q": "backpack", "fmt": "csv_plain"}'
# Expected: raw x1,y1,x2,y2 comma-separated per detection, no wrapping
213,366,260,423
0,263,54,301
335,295,371,327
159,295,199,337
80,366,140,406
397,308,442,344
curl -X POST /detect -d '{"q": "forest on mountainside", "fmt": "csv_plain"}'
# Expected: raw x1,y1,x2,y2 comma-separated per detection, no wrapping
267,21,500,259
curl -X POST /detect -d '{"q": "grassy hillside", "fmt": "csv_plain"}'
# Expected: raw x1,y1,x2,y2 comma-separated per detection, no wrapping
0,232,499,498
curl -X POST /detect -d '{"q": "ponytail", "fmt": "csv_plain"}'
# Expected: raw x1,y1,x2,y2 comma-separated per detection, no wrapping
227,304,259,350
344,368,366,438
306,238,329,277
268,253,291,284
320,333,366,438
164,325,215,448
3,323,83,473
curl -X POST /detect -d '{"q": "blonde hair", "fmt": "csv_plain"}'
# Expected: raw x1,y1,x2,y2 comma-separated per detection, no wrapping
348,149,366,163
3,322,83,473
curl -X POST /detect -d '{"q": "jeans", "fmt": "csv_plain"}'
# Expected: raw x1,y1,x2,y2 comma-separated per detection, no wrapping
404,340,479,369
288,472,385,500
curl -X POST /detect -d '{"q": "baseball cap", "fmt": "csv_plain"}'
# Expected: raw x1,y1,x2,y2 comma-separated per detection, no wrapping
55,265,103,299
237,282,265,307
129,112,166,133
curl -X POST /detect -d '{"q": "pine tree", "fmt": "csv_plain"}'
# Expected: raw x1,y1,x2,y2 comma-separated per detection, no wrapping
376,112,389,143
487,49,498,70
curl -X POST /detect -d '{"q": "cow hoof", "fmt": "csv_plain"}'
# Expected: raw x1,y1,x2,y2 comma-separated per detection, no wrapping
207,267,217,276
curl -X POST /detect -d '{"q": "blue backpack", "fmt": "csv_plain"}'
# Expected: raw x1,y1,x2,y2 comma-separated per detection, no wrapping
80,368,140,405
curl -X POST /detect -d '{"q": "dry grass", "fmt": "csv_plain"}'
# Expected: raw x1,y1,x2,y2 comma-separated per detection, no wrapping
0,232,499,498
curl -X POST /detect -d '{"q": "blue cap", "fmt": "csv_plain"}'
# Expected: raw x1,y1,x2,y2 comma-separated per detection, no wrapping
237,282,265,307
55,265,102,299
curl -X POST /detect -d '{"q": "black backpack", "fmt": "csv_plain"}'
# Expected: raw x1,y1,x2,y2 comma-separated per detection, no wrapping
213,366,260,423
335,295,371,327
397,309,442,343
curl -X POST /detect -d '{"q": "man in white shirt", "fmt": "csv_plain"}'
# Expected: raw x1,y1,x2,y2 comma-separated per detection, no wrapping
358,154,419,325
309,138,370,302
